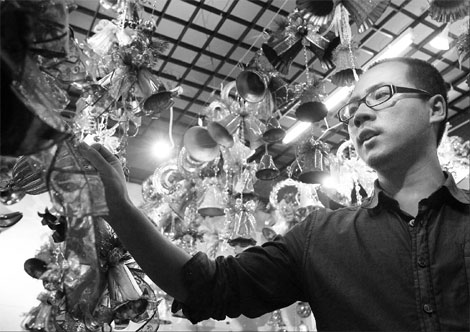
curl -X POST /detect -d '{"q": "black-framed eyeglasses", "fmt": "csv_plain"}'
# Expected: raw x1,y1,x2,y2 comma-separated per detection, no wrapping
337,84,433,124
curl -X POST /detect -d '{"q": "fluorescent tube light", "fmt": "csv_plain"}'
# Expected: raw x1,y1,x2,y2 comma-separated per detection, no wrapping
324,87,351,110
430,24,450,50
375,28,414,63
282,121,312,144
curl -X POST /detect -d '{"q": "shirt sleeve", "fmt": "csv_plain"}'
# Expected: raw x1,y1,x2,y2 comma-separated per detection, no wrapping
171,209,321,324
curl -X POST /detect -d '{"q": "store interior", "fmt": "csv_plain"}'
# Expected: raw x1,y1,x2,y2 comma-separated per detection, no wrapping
0,0,469,331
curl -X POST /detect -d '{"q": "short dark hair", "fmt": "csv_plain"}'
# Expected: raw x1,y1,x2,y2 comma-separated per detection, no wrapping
368,57,448,145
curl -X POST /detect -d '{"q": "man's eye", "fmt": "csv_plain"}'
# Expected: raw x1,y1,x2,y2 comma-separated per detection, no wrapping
347,104,359,114
370,88,390,101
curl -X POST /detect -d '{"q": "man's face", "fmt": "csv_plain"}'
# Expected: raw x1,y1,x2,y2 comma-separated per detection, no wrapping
346,62,433,172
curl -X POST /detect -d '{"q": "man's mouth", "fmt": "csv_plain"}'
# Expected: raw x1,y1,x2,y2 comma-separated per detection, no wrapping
358,130,379,145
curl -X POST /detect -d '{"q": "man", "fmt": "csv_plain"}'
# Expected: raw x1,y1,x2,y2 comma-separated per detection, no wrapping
80,58,470,331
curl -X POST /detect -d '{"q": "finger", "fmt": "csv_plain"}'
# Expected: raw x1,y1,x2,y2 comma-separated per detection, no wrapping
78,143,114,172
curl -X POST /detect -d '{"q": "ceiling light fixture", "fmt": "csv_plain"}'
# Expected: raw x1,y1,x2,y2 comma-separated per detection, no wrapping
283,28,415,144
282,121,312,144
374,27,414,63
152,140,173,160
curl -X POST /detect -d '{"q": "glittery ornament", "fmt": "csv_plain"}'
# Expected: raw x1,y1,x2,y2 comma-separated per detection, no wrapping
9,156,48,195
262,31,304,76
456,30,470,69
296,139,331,184
342,0,391,33
0,187,26,205
331,43,363,87
198,178,226,217
296,82,328,123
296,0,336,26
262,117,286,143
0,211,23,229
183,126,220,162
428,0,469,23
228,199,257,247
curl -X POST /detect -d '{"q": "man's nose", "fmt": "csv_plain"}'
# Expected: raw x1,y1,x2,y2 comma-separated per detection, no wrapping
351,103,376,127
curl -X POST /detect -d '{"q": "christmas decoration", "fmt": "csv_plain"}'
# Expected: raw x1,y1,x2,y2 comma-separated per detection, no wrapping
296,138,331,184
427,0,469,23
0,1,468,331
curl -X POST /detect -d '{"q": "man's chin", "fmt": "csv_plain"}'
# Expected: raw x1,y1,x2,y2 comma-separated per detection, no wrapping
361,152,389,171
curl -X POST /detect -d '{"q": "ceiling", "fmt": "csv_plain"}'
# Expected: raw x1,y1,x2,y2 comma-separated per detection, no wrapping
68,0,470,184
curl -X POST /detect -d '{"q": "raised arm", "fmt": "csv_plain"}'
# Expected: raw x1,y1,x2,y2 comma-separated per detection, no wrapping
78,143,191,302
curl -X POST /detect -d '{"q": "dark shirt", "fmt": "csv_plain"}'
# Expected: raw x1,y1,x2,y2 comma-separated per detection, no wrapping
172,173,470,331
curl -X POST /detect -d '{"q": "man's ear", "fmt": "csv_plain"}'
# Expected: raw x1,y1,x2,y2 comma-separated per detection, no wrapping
428,94,447,124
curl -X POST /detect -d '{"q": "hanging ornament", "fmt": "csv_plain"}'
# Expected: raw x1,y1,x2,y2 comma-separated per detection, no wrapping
207,121,234,148
152,160,184,196
228,198,257,247
177,147,207,177
269,178,301,218
137,67,164,100
262,16,306,75
214,81,266,150
24,257,49,280
330,42,363,87
295,80,328,123
427,0,469,23
0,211,23,230
296,0,336,26
100,0,126,12
222,135,255,172
142,85,181,118
0,187,25,205
296,138,331,184
341,0,391,33
267,309,287,332
117,0,144,29
328,5,363,87
455,24,470,87
21,293,57,332
268,75,296,108
256,145,280,180
437,123,470,183
304,31,341,71
87,19,121,56
198,178,226,217
221,110,266,150
326,139,376,206
296,301,312,318
8,156,48,196
236,53,270,102
40,30,95,95
350,180,368,205
233,163,257,194
183,126,220,163
262,117,286,143
141,176,161,203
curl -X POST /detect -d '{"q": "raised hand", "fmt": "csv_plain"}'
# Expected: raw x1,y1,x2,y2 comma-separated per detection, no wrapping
78,143,132,222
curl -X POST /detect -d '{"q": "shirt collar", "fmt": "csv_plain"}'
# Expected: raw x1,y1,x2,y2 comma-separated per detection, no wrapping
361,171,470,210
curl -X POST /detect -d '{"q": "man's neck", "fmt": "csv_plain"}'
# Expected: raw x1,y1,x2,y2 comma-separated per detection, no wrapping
377,160,445,216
